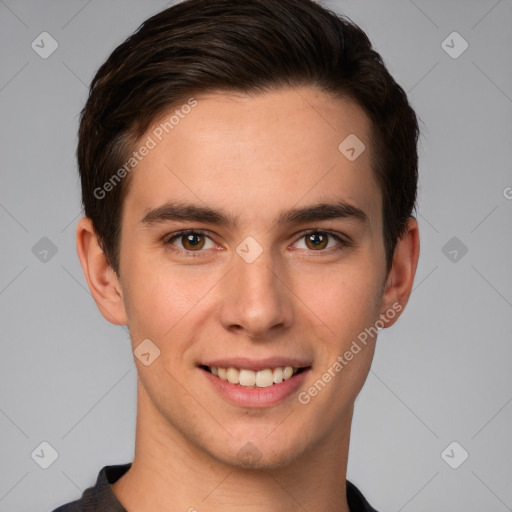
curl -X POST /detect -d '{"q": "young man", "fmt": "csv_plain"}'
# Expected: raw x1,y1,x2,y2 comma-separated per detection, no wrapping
53,0,420,510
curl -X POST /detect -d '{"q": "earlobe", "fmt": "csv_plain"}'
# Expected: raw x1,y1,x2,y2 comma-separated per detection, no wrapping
75,217,128,325
380,217,420,328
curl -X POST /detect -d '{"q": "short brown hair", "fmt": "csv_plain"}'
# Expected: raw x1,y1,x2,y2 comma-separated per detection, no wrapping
77,0,419,274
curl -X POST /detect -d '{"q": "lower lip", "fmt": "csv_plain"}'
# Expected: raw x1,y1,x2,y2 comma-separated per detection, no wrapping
200,367,311,408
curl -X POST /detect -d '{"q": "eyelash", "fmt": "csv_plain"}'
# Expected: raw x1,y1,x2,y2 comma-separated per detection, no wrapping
163,229,350,257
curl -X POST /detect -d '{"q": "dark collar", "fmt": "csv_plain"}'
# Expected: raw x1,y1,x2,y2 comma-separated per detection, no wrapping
56,462,379,512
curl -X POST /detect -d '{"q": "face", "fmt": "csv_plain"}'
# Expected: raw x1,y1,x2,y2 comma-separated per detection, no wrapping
114,86,395,468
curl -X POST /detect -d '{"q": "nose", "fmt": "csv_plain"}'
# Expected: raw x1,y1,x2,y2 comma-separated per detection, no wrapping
218,247,294,339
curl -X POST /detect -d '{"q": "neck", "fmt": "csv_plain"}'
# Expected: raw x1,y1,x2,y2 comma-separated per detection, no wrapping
111,380,352,512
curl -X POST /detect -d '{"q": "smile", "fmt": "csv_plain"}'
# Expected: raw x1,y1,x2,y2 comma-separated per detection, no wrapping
201,365,308,388
199,360,311,408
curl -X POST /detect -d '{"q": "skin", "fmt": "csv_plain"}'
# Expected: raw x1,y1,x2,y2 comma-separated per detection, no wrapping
76,86,420,512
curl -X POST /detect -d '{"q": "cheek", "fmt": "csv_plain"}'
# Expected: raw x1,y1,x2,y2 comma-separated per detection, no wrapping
295,260,383,342
120,251,199,340
294,264,382,425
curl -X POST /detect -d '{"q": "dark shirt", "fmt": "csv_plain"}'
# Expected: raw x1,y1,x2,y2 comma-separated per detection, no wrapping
52,462,379,512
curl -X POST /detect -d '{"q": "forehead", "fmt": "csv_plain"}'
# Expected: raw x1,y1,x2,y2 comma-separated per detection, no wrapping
123,86,381,230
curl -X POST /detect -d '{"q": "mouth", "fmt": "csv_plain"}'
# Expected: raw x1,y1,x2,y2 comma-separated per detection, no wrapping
199,364,310,388
198,358,312,407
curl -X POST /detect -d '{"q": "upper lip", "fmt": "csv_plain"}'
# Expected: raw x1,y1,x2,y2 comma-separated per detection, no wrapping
200,357,312,372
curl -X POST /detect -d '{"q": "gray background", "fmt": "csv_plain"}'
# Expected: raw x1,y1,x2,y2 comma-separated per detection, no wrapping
0,1,511,511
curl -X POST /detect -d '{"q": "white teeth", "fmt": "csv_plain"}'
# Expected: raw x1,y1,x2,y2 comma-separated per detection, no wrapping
283,366,294,380
255,369,274,387
273,367,283,384
226,367,239,384
208,365,301,387
239,369,256,386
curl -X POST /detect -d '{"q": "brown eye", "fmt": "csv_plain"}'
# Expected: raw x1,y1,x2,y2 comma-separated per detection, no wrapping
165,230,216,253
181,233,205,250
293,230,347,253
305,232,329,250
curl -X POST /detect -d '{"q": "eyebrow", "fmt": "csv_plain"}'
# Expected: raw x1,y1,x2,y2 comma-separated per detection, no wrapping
140,200,369,229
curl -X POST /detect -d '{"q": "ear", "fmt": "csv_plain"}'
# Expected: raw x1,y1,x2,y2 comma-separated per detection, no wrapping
76,217,128,325
379,217,420,328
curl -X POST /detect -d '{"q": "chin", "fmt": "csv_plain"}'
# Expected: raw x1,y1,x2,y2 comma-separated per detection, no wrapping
211,433,309,471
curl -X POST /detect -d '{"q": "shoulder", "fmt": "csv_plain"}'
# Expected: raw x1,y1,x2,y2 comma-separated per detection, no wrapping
346,479,380,512
50,463,132,512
